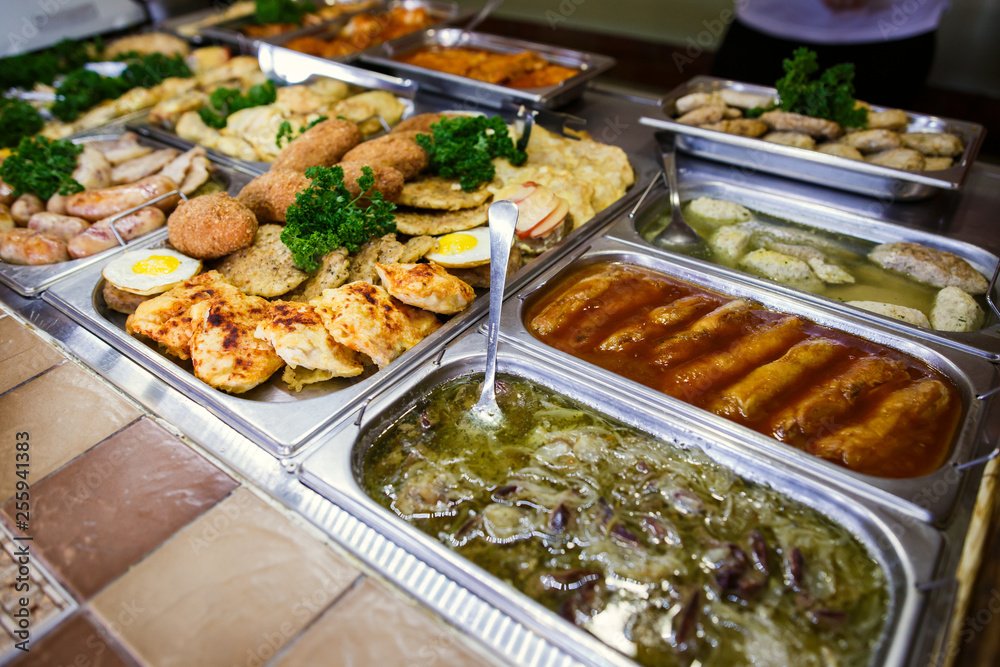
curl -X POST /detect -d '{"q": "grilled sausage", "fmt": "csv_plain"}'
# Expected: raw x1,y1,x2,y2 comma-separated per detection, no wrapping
65,175,179,222
27,212,90,242
0,228,70,265
11,194,44,225
67,206,166,258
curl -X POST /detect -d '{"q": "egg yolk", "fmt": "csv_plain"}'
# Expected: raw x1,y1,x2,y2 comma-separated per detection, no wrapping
132,255,181,276
436,233,478,256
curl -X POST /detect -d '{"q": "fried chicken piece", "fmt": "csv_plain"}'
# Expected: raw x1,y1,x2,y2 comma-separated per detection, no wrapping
187,293,284,394
391,112,462,135
759,110,842,140
337,161,404,203
375,262,475,314
236,169,312,224
899,132,964,157
867,109,908,131
125,271,244,359
254,301,364,387
762,131,815,149
843,129,901,154
699,119,769,138
677,105,726,126
271,118,362,172
816,142,864,161
340,135,427,180
313,281,440,368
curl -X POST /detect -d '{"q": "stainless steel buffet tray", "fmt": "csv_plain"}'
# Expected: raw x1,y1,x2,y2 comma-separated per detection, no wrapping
639,76,986,200
199,0,462,56
0,132,257,297
496,236,999,525
299,330,945,667
609,178,1000,360
40,158,650,457
359,28,616,109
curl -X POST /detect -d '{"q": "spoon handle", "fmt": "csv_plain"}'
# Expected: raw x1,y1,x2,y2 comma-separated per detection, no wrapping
482,199,519,401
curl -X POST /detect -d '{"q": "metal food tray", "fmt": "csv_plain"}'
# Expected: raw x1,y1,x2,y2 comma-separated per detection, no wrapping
200,0,461,56
609,177,1000,360
359,28,616,109
496,236,998,526
639,76,986,200
0,132,256,297
298,330,946,667
40,161,649,457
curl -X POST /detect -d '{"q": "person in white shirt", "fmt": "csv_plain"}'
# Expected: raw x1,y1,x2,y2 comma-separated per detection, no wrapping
711,0,949,108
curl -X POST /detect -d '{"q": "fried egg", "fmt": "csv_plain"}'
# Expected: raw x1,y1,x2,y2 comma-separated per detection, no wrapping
102,248,201,296
425,227,492,269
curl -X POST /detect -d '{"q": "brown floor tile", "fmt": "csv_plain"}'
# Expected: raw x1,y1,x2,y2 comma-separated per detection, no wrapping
0,363,142,502
1,419,237,600
10,612,133,667
90,488,361,667
0,318,64,396
274,578,488,667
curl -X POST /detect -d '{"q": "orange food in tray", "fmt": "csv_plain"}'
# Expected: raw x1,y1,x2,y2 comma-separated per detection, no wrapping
397,46,579,88
284,7,437,59
526,262,962,479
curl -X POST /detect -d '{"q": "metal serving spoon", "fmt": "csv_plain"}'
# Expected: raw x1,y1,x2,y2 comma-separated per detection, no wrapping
470,199,519,425
651,133,710,258
465,0,505,33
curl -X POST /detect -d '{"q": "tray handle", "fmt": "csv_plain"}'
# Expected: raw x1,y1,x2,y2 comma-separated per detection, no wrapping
105,189,187,249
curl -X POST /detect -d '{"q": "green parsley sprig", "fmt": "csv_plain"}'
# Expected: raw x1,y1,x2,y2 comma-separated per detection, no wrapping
198,80,278,129
0,136,84,200
255,0,315,25
415,115,527,192
281,165,396,272
0,99,44,149
275,115,328,148
746,48,867,129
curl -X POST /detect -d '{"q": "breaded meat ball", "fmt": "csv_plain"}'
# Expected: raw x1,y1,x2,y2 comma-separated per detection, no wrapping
340,135,428,180
338,161,404,202
391,112,461,135
168,192,258,259
237,169,311,224
270,118,362,172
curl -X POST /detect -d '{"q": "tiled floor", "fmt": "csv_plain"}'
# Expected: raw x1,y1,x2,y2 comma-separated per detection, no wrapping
0,312,490,667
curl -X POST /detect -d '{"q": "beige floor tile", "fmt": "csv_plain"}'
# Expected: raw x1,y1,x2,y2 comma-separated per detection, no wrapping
0,317,65,395
90,488,360,667
274,578,488,667
0,363,141,502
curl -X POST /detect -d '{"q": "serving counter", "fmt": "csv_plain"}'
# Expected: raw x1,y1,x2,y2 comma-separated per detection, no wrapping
1,70,998,667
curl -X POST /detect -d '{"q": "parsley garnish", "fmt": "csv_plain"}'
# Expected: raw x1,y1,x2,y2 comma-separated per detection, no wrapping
0,136,84,200
415,115,527,192
750,48,867,129
281,165,396,272
0,99,44,149
255,0,315,25
198,80,278,129
275,115,328,148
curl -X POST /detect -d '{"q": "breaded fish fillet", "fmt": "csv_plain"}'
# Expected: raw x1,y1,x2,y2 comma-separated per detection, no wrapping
236,169,311,224
271,118,361,172
313,281,441,368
